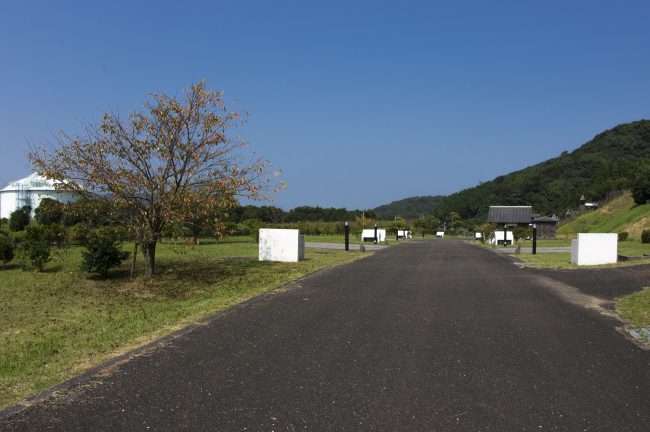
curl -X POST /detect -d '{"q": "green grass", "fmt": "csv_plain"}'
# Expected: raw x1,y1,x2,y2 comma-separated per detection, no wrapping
512,250,650,269
558,193,650,240
516,239,573,247
619,241,650,256
0,238,367,408
617,288,650,328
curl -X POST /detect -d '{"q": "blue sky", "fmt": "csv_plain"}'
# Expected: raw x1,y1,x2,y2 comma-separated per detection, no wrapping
1,0,649,210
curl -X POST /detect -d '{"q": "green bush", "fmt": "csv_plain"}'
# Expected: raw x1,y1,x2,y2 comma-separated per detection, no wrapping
23,225,51,271
9,206,31,231
618,231,629,241
34,198,64,225
642,230,650,244
81,228,130,278
0,235,14,267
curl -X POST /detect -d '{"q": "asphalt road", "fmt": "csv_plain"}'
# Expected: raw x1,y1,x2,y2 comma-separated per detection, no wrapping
2,240,649,431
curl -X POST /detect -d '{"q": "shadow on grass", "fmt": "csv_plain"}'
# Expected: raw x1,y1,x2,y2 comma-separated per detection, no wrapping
85,257,278,300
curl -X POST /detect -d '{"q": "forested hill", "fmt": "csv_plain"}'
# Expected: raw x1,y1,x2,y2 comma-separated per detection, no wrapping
433,119,650,224
371,120,650,224
373,195,445,219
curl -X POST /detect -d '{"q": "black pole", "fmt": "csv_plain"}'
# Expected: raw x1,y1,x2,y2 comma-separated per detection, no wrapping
532,224,537,255
344,222,350,251
374,224,378,244
503,224,507,247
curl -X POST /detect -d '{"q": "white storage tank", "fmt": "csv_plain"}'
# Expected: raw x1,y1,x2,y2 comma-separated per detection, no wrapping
0,173,77,219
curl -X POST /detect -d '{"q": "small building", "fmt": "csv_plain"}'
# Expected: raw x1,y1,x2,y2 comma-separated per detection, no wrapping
487,206,532,227
579,194,598,211
531,214,560,239
0,173,77,219
487,206,532,245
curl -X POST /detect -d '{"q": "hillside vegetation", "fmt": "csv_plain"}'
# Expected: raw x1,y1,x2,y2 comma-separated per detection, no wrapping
558,193,650,240
373,195,445,219
381,120,649,224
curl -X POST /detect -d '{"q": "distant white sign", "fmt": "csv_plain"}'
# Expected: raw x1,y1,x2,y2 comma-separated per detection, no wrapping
362,229,386,242
571,233,618,265
259,229,305,262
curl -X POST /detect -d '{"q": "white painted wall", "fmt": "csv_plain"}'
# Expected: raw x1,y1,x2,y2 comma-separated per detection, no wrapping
259,229,305,262
571,233,618,265
362,229,386,242
0,190,77,219
490,231,514,245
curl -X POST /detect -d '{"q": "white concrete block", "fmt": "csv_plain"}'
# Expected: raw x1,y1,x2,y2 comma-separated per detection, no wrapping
436,231,445,238
475,232,482,239
397,230,412,239
259,229,305,262
362,229,386,242
570,233,618,265
491,231,514,245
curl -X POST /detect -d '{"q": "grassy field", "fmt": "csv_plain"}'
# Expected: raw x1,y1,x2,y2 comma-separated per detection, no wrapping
0,237,367,408
516,239,573,247
511,240,650,269
617,288,650,328
558,193,650,240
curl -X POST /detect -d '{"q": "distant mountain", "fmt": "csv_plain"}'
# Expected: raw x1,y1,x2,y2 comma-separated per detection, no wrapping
373,195,445,219
432,119,650,224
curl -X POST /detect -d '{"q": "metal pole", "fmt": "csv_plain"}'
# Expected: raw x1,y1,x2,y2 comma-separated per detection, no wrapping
344,221,349,251
504,224,507,247
374,224,378,244
532,224,537,255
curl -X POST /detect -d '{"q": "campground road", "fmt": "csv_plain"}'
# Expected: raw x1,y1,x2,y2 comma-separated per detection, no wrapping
2,240,649,431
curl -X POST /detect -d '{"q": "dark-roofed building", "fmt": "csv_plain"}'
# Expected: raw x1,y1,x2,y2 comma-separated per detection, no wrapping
487,206,532,225
531,214,560,239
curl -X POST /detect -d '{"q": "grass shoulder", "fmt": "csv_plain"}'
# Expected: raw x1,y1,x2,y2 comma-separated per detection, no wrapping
0,238,368,408
616,288,650,346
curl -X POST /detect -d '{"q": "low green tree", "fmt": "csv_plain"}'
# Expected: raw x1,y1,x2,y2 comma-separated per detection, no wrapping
9,206,31,232
23,225,51,271
476,223,497,244
642,230,650,244
34,198,64,225
81,228,130,278
631,161,650,205
0,235,14,268
513,226,532,242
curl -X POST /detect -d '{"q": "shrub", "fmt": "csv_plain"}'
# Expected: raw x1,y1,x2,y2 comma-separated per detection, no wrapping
9,206,31,232
0,235,14,267
618,231,629,241
81,228,130,278
23,225,51,271
67,223,91,244
642,230,650,244
241,219,262,242
34,198,64,225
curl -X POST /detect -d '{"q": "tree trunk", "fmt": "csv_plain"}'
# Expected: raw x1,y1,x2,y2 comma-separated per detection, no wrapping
142,241,157,277
130,242,138,278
